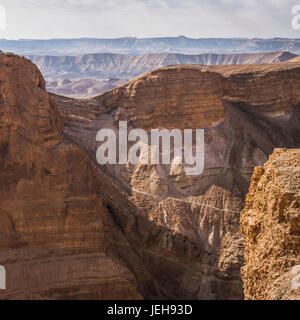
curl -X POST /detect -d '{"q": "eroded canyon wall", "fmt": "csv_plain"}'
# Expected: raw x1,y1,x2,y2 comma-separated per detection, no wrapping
0,52,143,299
53,60,300,299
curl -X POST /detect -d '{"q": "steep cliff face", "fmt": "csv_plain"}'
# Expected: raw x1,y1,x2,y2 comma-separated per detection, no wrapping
53,60,300,299
90,62,300,130
241,149,300,300
1,52,300,300
0,52,142,299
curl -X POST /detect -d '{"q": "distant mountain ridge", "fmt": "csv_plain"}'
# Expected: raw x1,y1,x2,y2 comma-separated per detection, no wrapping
29,51,297,82
2,36,300,55
47,78,126,98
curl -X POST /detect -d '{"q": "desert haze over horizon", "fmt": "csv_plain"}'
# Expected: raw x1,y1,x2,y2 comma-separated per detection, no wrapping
0,0,299,304
26,50,297,98
2,36,300,56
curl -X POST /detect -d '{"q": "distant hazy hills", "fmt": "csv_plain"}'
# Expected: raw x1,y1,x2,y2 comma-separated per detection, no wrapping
47,78,126,99
29,51,297,82
2,36,300,56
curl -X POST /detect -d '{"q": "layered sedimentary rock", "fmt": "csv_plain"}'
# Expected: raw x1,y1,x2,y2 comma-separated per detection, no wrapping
29,51,297,82
53,60,300,299
0,52,142,299
241,149,300,300
88,62,300,130
1,50,300,300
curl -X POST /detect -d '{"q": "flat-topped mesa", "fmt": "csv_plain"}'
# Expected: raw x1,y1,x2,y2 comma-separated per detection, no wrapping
88,61,300,130
53,59,300,300
241,149,300,300
29,51,298,83
1,52,300,300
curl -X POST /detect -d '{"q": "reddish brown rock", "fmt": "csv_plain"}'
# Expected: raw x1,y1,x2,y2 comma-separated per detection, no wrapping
52,59,300,300
0,52,142,299
90,62,300,130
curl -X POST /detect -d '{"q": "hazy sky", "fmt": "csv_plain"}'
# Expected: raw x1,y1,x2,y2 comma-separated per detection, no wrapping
0,0,300,39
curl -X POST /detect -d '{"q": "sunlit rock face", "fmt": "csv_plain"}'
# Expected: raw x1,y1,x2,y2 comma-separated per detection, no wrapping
29,51,297,82
241,149,300,300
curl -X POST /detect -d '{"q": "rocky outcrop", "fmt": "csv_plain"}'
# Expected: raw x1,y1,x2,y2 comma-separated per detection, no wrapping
53,59,300,299
0,52,142,299
89,62,300,130
1,51,300,300
241,149,300,300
